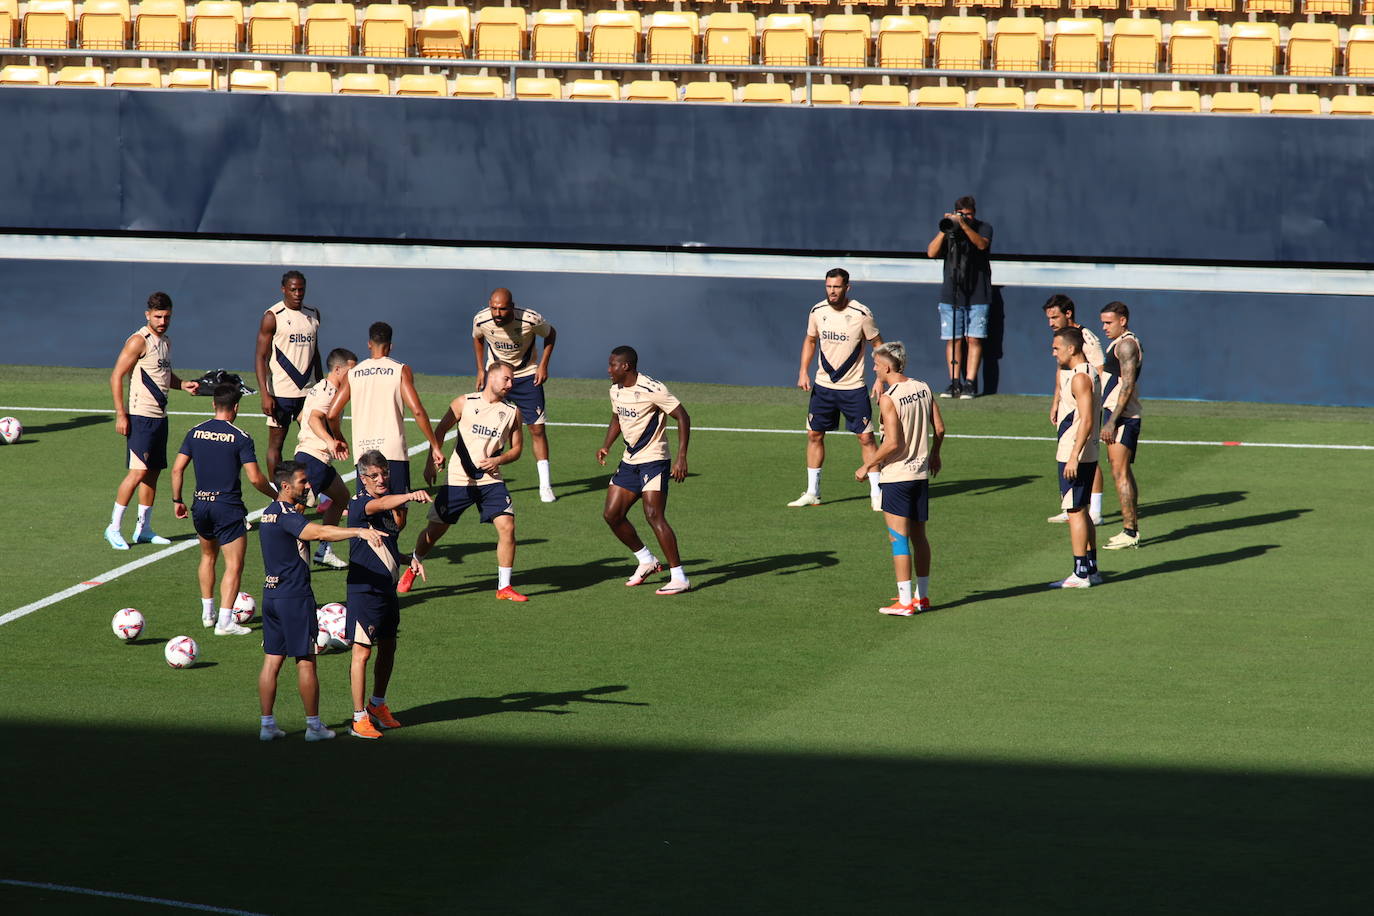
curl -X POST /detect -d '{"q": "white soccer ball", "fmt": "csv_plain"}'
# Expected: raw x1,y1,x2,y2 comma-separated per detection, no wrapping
233,591,256,625
0,416,21,445
316,603,348,652
165,635,199,668
112,608,145,640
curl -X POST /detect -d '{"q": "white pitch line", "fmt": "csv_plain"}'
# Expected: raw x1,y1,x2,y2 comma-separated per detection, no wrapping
0,878,268,915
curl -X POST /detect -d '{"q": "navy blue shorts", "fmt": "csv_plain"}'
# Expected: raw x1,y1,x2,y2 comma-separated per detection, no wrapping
294,451,339,496
1104,411,1142,462
127,415,168,470
262,592,317,658
880,479,929,523
267,396,305,429
610,459,670,499
1058,461,1098,512
807,386,873,435
346,586,400,645
191,498,247,545
356,458,411,498
507,375,546,426
429,482,514,525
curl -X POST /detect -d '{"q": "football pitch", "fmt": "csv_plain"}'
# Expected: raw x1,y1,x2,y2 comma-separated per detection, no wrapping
2,363,1372,914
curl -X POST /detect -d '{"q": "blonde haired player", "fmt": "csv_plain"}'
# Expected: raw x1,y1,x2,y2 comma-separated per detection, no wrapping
856,342,945,616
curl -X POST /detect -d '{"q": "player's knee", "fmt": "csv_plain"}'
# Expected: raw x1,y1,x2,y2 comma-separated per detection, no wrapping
806,430,825,444
602,507,623,526
857,433,876,446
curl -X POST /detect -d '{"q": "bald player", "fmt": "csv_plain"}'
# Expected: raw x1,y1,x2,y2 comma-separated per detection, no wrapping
790,268,885,511
292,347,357,569
473,288,558,502
255,270,323,478
106,291,201,551
1043,294,1105,525
1049,326,1103,590
326,322,445,534
1099,301,1144,550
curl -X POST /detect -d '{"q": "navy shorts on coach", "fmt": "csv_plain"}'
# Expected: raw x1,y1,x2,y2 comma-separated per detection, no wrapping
880,480,930,523
807,386,873,435
507,375,547,426
127,415,169,470
295,452,339,496
346,586,400,645
610,459,670,498
192,498,248,545
429,482,514,525
262,593,317,657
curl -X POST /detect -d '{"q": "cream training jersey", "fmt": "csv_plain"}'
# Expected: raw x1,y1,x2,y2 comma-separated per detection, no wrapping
1056,362,1102,464
472,307,552,380
1057,326,1105,392
807,300,879,391
348,356,407,462
1102,330,1143,419
128,326,172,419
878,378,936,484
610,374,681,466
266,301,321,398
447,393,521,488
293,377,338,464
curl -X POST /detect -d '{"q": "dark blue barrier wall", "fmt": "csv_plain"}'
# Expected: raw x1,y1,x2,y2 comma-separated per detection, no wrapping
2,87,1373,264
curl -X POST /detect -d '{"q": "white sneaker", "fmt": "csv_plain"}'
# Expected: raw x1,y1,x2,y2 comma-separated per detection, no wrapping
1103,531,1139,550
314,548,347,569
304,725,336,742
215,622,253,636
655,580,691,596
132,528,171,545
105,525,130,550
787,491,821,508
259,725,287,742
626,559,663,587
870,490,882,512
539,486,557,503
1048,574,1092,589
202,609,215,628
1046,512,1068,523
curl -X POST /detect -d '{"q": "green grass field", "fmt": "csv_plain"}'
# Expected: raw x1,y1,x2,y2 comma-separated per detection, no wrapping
2,363,1372,914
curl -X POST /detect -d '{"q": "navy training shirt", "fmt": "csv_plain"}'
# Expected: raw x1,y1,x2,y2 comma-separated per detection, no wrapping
258,500,313,597
177,419,257,505
346,491,403,591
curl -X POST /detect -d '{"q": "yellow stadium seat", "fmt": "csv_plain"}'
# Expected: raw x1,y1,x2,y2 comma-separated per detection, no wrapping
281,69,332,91
809,82,851,104
1242,0,1290,11
1091,86,1143,110
1301,0,1349,10
1208,90,1260,113
396,73,447,95
167,66,214,88
1051,17,1102,72
1128,0,1174,9
247,2,298,54
646,12,697,65
1033,87,1084,109
531,9,582,63
229,67,278,90
1267,92,1319,115
1185,0,1231,7
514,75,561,99
1011,0,1062,8
818,14,869,68
589,10,639,64
452,74,504,98
623,79,678,101
80,0,129,50
568,77,619,100
0,64,50,84
1109,17,1160,73
1347,25,1374,78
683,80,733,102
914,85,965,107
1227,21,1277,76
338,71,388,94
360,4,409,57
877,16,927,68
1069,0,1119,9
760,14,812,66
111,66,162,87
54,64,105,86
741,81,792,103
935,16,985,69
24,0,74,49
1147,88,1199,111
894,0,947,9
993,16,1043,70
1286,22,1337,78
0,0,17,46
1328,94,1374,115
973,86,1025,108
956,0,1003,8
861,83,912,105
704,13,755,66
303,2,353,55
191,1,242,53
474,6,525,60
135,0,186,51
414,7,469,58
1167,19,1217,75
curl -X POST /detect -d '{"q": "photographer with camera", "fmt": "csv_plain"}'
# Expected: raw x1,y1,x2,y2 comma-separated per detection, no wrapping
926,196,993,399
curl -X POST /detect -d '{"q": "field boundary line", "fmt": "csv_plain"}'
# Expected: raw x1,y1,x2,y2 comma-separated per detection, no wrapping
0,878,268,915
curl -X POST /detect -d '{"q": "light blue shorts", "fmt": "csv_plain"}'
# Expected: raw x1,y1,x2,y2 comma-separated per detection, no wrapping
938,303,989,340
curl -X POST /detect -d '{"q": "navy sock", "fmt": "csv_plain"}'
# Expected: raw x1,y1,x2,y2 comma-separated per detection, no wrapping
1074,555,1090,578
1124,527,1138,538
1086,549,1098,575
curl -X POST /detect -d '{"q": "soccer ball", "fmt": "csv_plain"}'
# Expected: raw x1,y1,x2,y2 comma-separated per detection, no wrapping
112,608,145,640
233,591,256,625
165,635,199,668
316,603,348,652
0,417,21,445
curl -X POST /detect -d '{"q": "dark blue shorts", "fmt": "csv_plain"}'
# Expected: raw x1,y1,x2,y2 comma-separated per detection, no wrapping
191,498,247,545
1058,461,1098,512
346,586,400,645
1103,411,1142,462
507,375,546,426
294,451,339,496
262,592,317,658
610,459,670,500
267,396,305,429
356,458,411,498
807,386,873,435
127,415,168,470
429,482,513,525
880,479,929,523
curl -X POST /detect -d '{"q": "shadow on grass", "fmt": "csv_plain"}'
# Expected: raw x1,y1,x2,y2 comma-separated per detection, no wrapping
509,472,703,502
127,637,169,647
16,413,111,437
398,685,646,726
1141,490,1248,517
689,551,839,591
1145,510,1310,547
932,474,1042,498
410,555,628,600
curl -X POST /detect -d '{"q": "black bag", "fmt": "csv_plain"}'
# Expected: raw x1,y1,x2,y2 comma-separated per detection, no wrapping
192,369,257,397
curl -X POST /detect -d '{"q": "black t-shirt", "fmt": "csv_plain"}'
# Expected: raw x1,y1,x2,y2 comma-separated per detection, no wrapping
939,218,994,307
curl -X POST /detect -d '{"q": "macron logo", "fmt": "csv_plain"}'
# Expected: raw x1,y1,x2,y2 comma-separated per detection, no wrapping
193,430,236,442
354,367,395,377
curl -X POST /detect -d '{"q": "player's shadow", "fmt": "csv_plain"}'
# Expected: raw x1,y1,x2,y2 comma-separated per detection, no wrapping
1146,510,1309,547
689,552,839,591
1140,491,1248,518
509,472,703,501
398,684,646,727
425,537,550,564
932,475,1040,498
15,414,110,438
412,556,628,600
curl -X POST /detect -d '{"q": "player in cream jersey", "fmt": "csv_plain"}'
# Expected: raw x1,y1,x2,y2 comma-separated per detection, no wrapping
598,346,692,596
857,343,945,617
473,288,559,502
1044,294,1107,525
1098,301,1144,550
292,347,357,568
403,363,528,601
105,292,201,550
790,268,885,511
254,271,323,477
1049,327,1103,590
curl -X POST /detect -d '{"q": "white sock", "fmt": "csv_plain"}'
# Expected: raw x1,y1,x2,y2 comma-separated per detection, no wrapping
135,504,153,530
806,467,822,497
217,607,233,629
498,566,513,589
201,597,214,618
353,709,367,722
897,580,913,605
916,576,930,601
370,695,385,707
261,715,276,728
867,471,881,493
669,565,688,584
306,715,323,729
633,546,655,565
1090,493,1103,516
110,503,127,529
536,459,551,488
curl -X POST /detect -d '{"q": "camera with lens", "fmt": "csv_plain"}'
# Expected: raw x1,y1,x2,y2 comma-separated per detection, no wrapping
939,213,967,234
